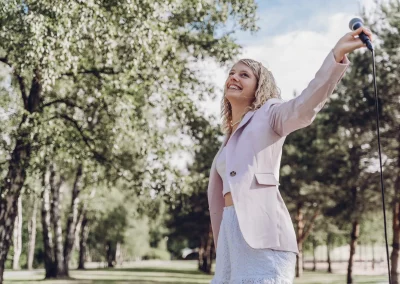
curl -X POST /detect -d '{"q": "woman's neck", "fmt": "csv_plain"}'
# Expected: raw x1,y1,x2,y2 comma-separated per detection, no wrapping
230,104,249,127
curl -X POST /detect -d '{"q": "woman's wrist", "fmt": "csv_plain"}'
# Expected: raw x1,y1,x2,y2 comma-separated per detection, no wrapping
332,48,345,63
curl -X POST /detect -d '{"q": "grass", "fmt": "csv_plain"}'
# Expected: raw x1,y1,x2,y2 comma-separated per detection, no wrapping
3,260,390,284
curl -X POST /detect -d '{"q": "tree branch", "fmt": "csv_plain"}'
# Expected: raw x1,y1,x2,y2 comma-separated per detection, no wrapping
0,57,11,69
17,74,29,110
299,208,321,243
47,115,134,184
58,114,95,150
61,68,121,77
41,98,81,110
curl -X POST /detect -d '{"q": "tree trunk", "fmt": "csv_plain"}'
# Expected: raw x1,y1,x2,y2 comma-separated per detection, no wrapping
0,68,42,283
347,220,360,284
75,188,95,270
0,133,32,283
74,217,82,258
27,195,38,270
63,164,83,273
41,171,57,278
198,223,214,273
391,155,400,284
115,242,122,266
106,240,115,268
49,165,68,278
294,202,320,277
312,239,316,271
296,203,304,277
391,200,400,283
327,233,332,273
78,212,89,270
198,236,205,270
371,243,375,271
205,223,214,273
12,196,22,270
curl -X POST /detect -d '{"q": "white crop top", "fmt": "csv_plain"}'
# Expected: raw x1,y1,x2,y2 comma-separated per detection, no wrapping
216,146,230,196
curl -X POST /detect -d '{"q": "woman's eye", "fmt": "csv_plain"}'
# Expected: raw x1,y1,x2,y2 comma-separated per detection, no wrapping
229,73,248,77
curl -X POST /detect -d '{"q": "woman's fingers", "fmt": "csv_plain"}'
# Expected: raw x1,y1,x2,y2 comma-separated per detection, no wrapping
334,26,374,56
351,26,362,35
362,27,373,41
351,26,373,41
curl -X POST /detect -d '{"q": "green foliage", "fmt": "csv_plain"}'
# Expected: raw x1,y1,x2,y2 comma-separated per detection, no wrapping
122,218,151,260
0,0,260,271
143,247,171,261
0,0,259,191
282,0,400,257
165,120,222,258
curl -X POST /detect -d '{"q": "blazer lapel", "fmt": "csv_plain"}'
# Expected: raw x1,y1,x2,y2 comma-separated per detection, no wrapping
211,109,256,176
208,109,256,212
223,110,256,146
236,110,256,132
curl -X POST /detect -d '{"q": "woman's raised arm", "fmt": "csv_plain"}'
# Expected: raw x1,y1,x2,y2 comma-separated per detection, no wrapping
263,26,373,137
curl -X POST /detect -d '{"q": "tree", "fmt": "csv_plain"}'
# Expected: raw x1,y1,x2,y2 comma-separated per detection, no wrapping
322,1,400,282
0,0,259,281
166,117,222,273
280,110,342,277
370,1,400,282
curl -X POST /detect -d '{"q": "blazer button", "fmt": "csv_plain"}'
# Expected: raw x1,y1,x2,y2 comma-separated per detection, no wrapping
230,171,236,177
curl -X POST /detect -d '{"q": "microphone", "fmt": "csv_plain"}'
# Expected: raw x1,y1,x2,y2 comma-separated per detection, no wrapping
349,17,374,51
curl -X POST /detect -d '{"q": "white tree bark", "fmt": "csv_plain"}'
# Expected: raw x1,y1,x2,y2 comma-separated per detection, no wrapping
12,196,22,270
27,195,38,270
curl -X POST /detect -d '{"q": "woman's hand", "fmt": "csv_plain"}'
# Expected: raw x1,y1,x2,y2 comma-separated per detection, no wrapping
333,26,373,63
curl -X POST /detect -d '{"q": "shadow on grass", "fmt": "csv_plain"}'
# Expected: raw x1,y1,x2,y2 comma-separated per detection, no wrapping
96,267,210,275
4,267,213,283
6,279,209,284
5,281,174,284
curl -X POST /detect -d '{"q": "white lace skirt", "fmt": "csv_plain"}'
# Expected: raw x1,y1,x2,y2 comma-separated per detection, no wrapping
211,205,296,284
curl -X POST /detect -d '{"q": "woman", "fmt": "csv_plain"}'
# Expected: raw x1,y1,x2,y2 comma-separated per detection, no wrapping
208,26,373,283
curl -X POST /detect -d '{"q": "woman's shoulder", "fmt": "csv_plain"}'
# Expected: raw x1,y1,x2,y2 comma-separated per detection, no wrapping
258,97,285,113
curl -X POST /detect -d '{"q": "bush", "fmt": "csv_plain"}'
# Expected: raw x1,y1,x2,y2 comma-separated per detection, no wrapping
142,247,171,260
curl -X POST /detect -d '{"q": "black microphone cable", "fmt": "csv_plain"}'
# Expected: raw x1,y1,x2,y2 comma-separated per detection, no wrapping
371,47,391,284
350,17,391,283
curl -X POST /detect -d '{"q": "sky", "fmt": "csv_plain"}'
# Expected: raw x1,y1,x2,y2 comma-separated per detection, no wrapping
169,0,378,172
197,0,376,121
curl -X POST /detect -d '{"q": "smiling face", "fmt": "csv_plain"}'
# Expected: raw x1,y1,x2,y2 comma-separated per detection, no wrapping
224,61,258,104
221,58,281,134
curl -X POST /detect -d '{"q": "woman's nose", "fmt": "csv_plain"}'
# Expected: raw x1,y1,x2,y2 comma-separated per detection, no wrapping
230,73,240,81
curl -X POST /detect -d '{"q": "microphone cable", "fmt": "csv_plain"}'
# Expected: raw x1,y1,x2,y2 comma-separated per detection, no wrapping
371,48,391,284
350,17,391,282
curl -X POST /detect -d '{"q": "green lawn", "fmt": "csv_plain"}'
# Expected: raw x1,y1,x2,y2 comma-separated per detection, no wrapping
3,261,389,284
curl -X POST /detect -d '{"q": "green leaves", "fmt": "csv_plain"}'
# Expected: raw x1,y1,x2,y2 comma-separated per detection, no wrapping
0,0,259,265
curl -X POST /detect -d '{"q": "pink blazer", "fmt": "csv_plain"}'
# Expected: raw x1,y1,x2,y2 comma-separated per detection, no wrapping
207,50,350,254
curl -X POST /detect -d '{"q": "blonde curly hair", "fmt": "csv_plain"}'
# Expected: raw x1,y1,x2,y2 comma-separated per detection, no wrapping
221,59,282,134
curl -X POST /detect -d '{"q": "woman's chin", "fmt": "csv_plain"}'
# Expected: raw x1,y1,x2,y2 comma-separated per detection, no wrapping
225,91,242,100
